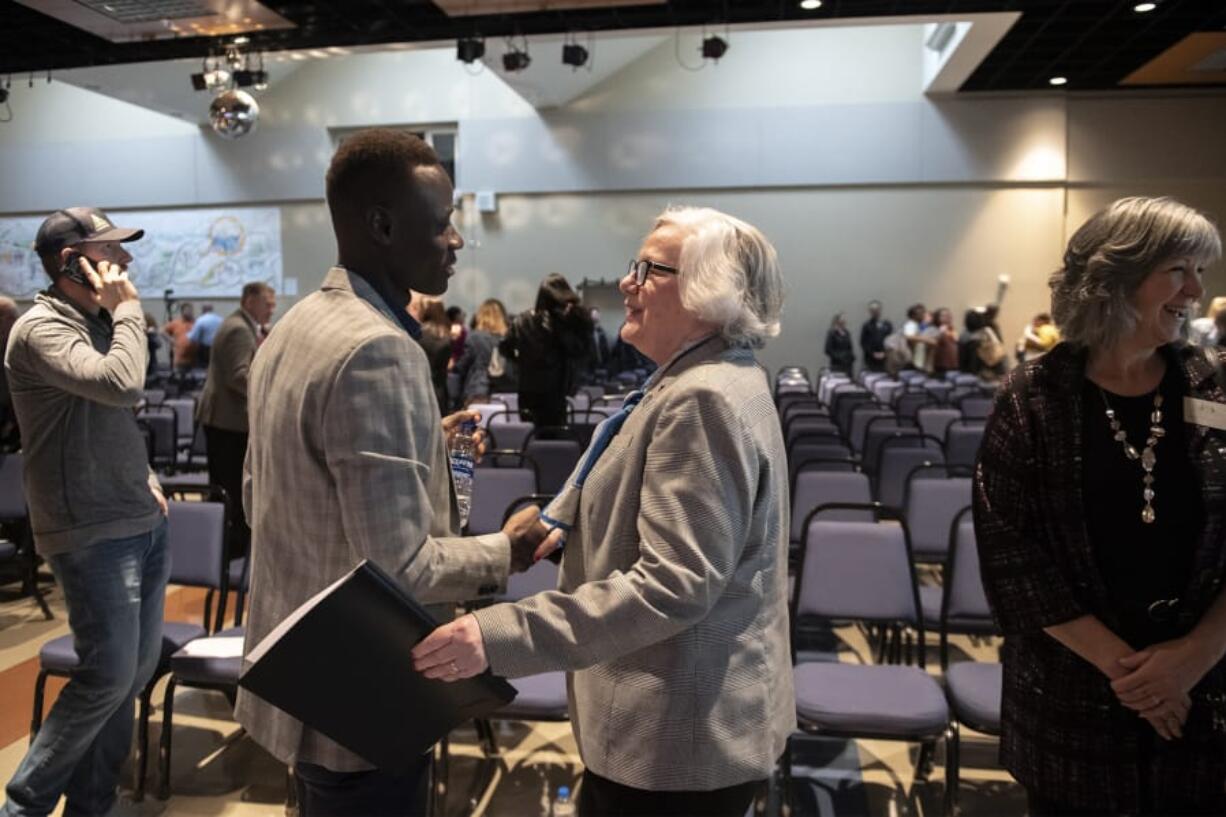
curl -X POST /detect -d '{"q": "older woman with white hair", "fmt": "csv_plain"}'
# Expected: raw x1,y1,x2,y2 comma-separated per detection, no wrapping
414,205,793,816
975,196,1226,816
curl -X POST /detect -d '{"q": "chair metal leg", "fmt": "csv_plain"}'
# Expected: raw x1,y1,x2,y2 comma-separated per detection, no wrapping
203,591,215,635
234,589,246,627
915,739,935,783
30,669,48,742
285,766,298,815
943,724,961,817
158,677,177,800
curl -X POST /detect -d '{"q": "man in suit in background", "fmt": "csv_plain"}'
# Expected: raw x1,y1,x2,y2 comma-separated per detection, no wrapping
235,129,548,817
859,299,893,372
197,282,275,559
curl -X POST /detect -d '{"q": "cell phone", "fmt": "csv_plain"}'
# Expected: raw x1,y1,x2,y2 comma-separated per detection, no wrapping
60,251,97,292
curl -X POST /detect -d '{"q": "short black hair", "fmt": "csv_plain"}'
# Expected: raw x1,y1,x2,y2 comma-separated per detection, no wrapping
325,129,440,217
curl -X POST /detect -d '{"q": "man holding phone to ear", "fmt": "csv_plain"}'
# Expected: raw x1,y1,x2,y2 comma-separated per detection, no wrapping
1,208,170,817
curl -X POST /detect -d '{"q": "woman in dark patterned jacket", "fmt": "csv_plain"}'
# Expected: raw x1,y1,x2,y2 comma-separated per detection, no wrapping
975,196,1226,816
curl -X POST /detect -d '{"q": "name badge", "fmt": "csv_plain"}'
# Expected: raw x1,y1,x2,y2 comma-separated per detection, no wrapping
1185,397,1226,431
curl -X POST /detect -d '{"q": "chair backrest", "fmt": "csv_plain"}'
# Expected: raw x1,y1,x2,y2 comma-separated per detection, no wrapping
924,381,953,404
894,390,934,419
794,506,924,656
785,415,840,450
958,394,994,421
487,412,534,452
0,452,25,520
789,445,855,483
166,500,227,592
136,409,177,465
944,508,993,623
899,370,927,384
490,393,519,412
502,557,560,602
945,421,986,468
902,465,973,561
782,405,830,429
818,374,851,406
791,471,873,540
469,467,538,535
163,398,195,441
916,407,961,443
777,393,821,419
876,436,945,510
831,389,873,435
860,372,889,389
849,405,896,455
467,402,507,429
568,392,591,411
523,438,583,495
872,379,904,406
862,418,919,475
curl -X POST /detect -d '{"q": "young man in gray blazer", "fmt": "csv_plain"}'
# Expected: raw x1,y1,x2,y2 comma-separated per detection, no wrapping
235,130,548,816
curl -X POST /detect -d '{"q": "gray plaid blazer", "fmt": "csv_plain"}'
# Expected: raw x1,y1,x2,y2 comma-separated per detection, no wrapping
473,336,795,791
235,267,511,772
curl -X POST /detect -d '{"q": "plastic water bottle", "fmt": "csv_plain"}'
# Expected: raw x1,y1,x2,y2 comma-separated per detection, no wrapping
449,420,476,529
551,785,576,817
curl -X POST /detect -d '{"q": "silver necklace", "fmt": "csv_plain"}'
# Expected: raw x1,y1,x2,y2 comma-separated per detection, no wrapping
1099,388,1164,524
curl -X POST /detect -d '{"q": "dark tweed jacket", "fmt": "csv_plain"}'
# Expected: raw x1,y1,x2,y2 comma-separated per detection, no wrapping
974,342,1226,812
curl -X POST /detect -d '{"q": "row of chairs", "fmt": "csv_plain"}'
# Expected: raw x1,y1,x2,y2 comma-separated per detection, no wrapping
786,502,1001,815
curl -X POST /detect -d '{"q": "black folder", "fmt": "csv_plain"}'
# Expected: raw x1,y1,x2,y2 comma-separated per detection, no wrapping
238,559,516,772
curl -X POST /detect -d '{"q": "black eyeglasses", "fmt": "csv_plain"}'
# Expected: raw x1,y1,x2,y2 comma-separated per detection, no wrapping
628,258,679,287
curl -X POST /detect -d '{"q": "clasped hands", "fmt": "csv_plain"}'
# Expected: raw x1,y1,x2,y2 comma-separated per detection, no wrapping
1111,635,1216,741
411,452,564,681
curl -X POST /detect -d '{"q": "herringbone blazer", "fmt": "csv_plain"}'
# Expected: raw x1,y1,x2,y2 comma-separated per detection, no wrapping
474,336,795,791
235,267,511,772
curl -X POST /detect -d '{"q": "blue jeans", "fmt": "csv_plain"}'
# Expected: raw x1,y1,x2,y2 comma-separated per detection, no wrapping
2,520,169,817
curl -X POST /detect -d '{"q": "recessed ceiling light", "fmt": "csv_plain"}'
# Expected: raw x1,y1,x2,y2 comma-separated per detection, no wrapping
1049,76,1068,86
1134,2,1157,12
799,0,823,9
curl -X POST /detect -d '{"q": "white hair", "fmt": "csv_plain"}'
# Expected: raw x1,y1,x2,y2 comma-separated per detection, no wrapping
652,206,784,348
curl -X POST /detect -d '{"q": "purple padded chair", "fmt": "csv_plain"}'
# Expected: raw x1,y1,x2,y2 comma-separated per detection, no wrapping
468,466,538,536
945,421,986,469
933,508,1002,814
785,504,954,816
487,410,533,452
848,405,896,456
875,435,945,511
0,453,51,620
902,465,973,563
523,436,583,496
917,406,961,443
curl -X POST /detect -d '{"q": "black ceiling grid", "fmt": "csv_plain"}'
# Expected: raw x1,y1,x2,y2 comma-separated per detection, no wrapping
0,0,1223,91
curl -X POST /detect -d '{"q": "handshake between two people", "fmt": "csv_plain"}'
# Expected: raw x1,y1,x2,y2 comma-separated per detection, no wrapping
420,411,566,684
441,408,563,571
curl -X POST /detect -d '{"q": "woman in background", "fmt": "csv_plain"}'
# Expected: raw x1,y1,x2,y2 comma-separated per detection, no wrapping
455,298,516,405
824,312,854,375
501,274,593,427
409,293,453,414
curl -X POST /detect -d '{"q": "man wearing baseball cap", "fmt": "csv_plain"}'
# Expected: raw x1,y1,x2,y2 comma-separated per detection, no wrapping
2,207,170,817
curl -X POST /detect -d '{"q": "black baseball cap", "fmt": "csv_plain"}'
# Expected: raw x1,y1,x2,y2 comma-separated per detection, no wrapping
33,207,144,257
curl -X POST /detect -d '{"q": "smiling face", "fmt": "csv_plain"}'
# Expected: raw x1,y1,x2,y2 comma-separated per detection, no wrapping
1129,254,1206,349
618,223,716,365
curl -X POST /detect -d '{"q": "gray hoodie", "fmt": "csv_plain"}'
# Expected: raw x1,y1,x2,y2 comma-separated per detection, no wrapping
4,289,161,556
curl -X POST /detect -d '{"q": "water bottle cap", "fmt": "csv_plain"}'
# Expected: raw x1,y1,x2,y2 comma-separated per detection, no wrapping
461,419,478,433
558,786,570,798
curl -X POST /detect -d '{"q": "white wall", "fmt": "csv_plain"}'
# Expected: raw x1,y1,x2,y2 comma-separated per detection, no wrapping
1,25,1224,374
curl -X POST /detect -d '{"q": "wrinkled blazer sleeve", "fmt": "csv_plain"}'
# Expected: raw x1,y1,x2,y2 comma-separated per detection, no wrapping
973,381,1085,633
474,384,755,678
322,333,509,603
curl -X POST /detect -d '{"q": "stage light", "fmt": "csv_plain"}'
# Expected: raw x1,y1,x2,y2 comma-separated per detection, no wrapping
457,38,485,64
502,48,531,72
562,43,589,68
701,35,728,61
1049,76,1068,86
799,0,822,9
1134,2,1157,12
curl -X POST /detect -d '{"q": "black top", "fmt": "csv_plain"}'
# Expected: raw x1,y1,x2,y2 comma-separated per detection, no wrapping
824,327,854,371
859,318,892,357
1081,362,1203,648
